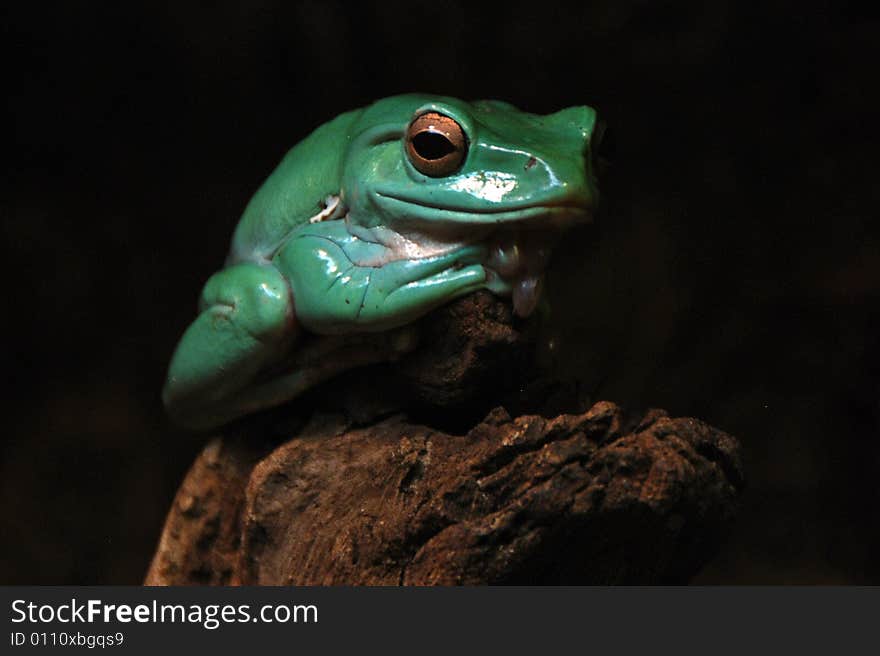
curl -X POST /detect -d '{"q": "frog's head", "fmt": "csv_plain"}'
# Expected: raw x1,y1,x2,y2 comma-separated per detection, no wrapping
340,94,604,315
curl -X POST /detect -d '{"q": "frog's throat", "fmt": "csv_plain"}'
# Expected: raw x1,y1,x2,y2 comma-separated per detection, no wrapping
344,218,481,265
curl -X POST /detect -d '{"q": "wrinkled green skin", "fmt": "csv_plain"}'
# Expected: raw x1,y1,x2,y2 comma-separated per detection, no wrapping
164,94,599,429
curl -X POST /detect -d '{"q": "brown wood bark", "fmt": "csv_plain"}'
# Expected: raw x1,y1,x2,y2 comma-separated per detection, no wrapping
146,293,743,585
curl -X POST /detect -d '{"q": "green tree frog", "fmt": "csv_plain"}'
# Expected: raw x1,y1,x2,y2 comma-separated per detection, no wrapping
164,94,601,429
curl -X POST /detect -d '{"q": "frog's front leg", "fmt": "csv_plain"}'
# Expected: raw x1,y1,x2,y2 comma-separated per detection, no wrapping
280,228,487,334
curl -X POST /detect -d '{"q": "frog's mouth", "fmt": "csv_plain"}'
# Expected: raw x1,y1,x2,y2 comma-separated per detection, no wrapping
375,190,590,227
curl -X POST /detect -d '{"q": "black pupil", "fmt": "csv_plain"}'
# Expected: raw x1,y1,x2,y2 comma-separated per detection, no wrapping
412,131,455,160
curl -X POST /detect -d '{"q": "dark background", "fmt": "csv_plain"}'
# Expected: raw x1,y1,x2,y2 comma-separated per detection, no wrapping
3,1,878,584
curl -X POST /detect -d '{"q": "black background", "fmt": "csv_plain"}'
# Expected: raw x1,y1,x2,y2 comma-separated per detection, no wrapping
3,1,878,584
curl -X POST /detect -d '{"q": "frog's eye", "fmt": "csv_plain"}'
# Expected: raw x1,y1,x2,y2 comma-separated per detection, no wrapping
406,112,468,177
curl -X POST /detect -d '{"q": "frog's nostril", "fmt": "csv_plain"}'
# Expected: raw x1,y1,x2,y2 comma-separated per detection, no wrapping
546,105,593,133
524,156,538,171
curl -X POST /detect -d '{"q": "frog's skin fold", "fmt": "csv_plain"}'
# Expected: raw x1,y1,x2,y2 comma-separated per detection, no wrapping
164,94,601,430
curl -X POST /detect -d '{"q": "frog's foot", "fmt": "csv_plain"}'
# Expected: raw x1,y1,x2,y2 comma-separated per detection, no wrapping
482,227,562,318
357,257,488,327
281,228,489,334
163,262,298,430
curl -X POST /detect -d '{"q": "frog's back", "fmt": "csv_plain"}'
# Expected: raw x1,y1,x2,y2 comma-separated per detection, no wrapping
227,108,363,265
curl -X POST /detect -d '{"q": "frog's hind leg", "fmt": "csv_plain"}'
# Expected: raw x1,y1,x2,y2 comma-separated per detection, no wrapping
206,326,419,428
163,262,298,430
164,262,420,430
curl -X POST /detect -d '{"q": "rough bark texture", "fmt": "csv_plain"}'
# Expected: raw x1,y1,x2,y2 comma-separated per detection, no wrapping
146,292,743,585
